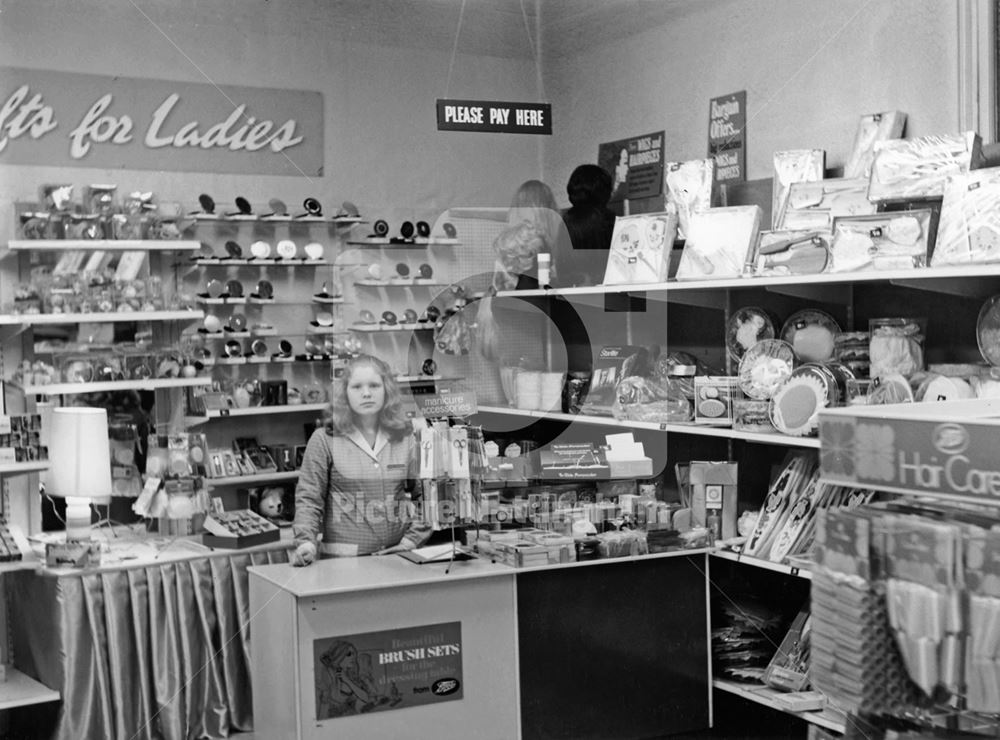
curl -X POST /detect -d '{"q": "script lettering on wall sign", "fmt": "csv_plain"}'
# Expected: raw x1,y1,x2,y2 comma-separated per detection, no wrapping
0,67,323,176
436,99,551,135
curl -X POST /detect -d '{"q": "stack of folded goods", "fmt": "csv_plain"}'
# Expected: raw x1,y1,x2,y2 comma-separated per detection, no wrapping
713,597,786,682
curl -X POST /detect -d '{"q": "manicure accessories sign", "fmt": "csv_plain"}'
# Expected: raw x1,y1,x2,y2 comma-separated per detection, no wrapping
0,67,323,175
313,622,463,720
436,99,551,134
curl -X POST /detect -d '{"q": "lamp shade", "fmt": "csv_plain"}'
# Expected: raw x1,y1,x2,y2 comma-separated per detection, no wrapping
46,407,112,504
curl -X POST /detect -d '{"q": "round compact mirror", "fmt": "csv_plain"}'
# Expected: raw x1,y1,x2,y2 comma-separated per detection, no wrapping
416,221,431,238
224,240,243,258
316,312,335,327
381,310,398,326
403,308,419,324
255,280,274,300
250,240,271,259
228,313,247,331
198,193,216,214
276,240,298,259
206,279,225,299
373,220,390,237
278,339,293,356
304,242,324,260
400,221,415,240
251,339,269,357
235,196,252,215
418,263,433,279
225,279,244,298
203,314,222,333
303,197,322,216
225,340,243,357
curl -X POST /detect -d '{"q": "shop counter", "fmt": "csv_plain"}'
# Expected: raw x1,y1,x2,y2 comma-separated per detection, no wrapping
9,535,293,740
249,549,711,740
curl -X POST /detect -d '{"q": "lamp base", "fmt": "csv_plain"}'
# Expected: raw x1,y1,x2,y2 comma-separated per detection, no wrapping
63,496,93,541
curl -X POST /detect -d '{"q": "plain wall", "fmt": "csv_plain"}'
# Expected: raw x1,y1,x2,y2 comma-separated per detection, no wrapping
542,0,961,199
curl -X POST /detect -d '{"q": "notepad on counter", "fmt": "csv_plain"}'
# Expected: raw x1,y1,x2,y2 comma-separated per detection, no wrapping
398,543,475,564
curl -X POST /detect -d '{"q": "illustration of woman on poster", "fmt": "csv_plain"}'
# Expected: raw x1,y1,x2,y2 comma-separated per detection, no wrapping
316,640,400,719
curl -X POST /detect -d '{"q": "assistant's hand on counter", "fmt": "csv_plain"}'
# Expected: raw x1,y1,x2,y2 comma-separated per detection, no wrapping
291,541,317,567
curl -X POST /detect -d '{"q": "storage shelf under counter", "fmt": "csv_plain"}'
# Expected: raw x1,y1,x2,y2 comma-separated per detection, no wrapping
249,548,711,740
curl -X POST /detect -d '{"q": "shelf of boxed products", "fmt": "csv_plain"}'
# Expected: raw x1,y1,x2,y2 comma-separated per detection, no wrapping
0,461,49,476
191,258,336,267
475,406,821,449
711,678,847,734
184,402,329,426
19,376,212,396
709,548,813,580
0,309,205,327
0,667,60,710
496,263,1000,306
8,239,200,252
207,470,299,487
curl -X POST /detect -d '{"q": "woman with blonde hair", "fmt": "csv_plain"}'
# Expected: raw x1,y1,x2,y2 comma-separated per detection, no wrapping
292,354,431,564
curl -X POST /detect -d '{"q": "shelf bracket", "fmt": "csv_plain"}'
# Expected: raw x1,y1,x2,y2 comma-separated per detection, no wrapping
889,276,998,300
666,290,727,310
765,282,851,305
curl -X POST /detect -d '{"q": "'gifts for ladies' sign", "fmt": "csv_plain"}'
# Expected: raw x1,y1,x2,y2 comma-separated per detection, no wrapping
0,67,323,176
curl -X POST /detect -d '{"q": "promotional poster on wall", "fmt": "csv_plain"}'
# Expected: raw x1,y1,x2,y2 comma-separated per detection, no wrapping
598,131,664,203
707,90,746,184
313,621,464,720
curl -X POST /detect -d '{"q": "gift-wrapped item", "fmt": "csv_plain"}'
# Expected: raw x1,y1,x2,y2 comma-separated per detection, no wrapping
772,149,825,229
868,131,984,203
675,205,761,280
844,111,907,179
829,210,933,273
779,177,876,231
603,211,678,285
664,158,715,239
932,168,1000,266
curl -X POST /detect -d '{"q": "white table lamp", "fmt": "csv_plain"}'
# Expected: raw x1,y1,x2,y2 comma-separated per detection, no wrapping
47,407,112,540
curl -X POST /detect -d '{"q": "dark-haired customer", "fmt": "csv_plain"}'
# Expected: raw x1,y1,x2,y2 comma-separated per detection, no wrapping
558,163,617,287
291,354,431,565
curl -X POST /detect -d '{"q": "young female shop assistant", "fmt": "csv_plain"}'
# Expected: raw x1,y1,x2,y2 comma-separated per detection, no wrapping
291,354,431,566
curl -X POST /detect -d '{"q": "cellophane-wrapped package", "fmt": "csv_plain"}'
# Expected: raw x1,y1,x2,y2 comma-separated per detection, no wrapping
932,167,1000,266
772,149,825,229
780,177,876,231
844,111,907,179
675,205,762,280
868,131,984,203
664,158,716,239
603,211,678,285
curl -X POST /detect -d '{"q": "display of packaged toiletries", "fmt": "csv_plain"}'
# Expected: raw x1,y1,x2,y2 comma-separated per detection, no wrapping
603,211,678,285
664,158,716,239
779,178,876,231
844,111,907,179
932,167,1000,266
867,131,984,203
748,230,831,277
829,210,934,272
675,205,762,280
772,150,825,230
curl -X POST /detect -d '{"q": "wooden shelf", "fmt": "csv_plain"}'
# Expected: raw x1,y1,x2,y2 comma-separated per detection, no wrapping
0,310,204,326
191,214,363,224
345,238,459,247
474,406,821,448
0,461,49,475
349,324,434,333
207,471,299,487
354,280,444,288
712,679,846,734
185,403,328,425
191,258,333,267
8,239,200,252
0,667,60,710
495,263,1000,307
710,549,813,579
21,377,212,395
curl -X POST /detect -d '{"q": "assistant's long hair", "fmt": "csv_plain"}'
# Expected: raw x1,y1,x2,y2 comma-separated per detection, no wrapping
325,354,411,440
